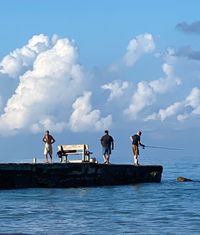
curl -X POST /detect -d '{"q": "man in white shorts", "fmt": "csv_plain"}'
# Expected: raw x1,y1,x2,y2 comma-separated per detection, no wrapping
42,130,56,163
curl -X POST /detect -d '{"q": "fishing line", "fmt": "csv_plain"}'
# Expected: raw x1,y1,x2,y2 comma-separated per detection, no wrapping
145,145,183,151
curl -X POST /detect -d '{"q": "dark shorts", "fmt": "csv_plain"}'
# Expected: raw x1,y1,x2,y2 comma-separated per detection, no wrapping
102,147,111,155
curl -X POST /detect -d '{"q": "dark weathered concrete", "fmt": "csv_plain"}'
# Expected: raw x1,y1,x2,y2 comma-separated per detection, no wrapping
0,163,163,189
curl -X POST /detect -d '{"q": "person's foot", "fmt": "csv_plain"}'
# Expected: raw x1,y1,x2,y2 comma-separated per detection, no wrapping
134,163,140,166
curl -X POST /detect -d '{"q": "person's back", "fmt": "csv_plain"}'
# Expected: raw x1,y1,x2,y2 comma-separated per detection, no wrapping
131,134,140,146
101,134,113,148
100,130,114,164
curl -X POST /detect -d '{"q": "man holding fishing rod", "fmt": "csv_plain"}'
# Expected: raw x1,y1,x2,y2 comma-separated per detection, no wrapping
130,131,145,166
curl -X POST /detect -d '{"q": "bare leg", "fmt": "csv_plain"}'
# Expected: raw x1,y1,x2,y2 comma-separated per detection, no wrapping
134,155,139,166
45,154,48,163
132,145,140,166
133,155,137,165
49,154,53,163
103,154,107,164
106,154,110,164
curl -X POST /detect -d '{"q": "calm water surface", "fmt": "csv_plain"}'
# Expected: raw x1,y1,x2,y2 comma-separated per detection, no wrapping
0,157,200,235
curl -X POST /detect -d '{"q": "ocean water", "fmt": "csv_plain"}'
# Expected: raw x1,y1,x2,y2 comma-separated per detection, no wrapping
0,155,200,235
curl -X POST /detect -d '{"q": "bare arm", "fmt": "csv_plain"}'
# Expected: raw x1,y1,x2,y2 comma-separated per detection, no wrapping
42,136,46,143
51,136,56,144
139,141,145,148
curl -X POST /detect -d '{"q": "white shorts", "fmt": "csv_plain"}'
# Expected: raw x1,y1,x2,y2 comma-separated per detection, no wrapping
44,143,53,155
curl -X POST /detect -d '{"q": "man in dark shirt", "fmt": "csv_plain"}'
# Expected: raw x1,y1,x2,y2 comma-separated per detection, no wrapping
100,130,114,164
130,131,145,165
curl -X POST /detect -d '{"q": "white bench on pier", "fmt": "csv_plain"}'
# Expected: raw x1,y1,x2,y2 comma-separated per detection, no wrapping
57,144,94,163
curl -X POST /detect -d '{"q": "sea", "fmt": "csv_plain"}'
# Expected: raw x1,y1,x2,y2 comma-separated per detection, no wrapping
0,154,200,235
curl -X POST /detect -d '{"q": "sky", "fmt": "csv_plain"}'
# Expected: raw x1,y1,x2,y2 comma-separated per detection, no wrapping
0,0,200,164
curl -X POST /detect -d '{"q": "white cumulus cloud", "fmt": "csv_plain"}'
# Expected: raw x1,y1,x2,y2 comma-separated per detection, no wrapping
145,102,184,121
186,87,200,108
124,60,181,119
101,80,129,101
185,87,200,115
31,117,68,134
0,35,85,135
123,33,155,66
124,81,155,119
149,63,181,93
0,34,50,78
145,87,200,122
69,91,112,132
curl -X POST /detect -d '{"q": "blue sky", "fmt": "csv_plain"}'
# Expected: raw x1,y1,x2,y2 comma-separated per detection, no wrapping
0,0,200,164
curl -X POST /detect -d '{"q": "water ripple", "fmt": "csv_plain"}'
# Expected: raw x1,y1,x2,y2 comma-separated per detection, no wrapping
0,162,200,234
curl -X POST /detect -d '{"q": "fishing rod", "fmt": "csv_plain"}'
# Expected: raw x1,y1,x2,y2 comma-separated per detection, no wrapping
144,145,183,151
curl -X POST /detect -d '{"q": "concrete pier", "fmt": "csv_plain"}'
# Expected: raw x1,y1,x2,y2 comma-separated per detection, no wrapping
0,163,163,189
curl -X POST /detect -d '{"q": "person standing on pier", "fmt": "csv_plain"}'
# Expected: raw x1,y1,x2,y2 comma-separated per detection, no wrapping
42,130,56,163
130,131,145,166
100,130,114,164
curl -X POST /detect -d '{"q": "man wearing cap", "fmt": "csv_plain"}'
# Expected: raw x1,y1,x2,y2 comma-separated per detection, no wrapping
100,130,114,164
130,131,145,166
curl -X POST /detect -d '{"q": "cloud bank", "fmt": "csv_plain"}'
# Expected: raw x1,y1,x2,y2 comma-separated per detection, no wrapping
0,34,111,134
0,32,200,136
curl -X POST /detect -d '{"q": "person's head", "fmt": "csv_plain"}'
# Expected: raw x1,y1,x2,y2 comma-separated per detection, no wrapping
45,130,49,135
137,131,142,136
105,130,109,134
